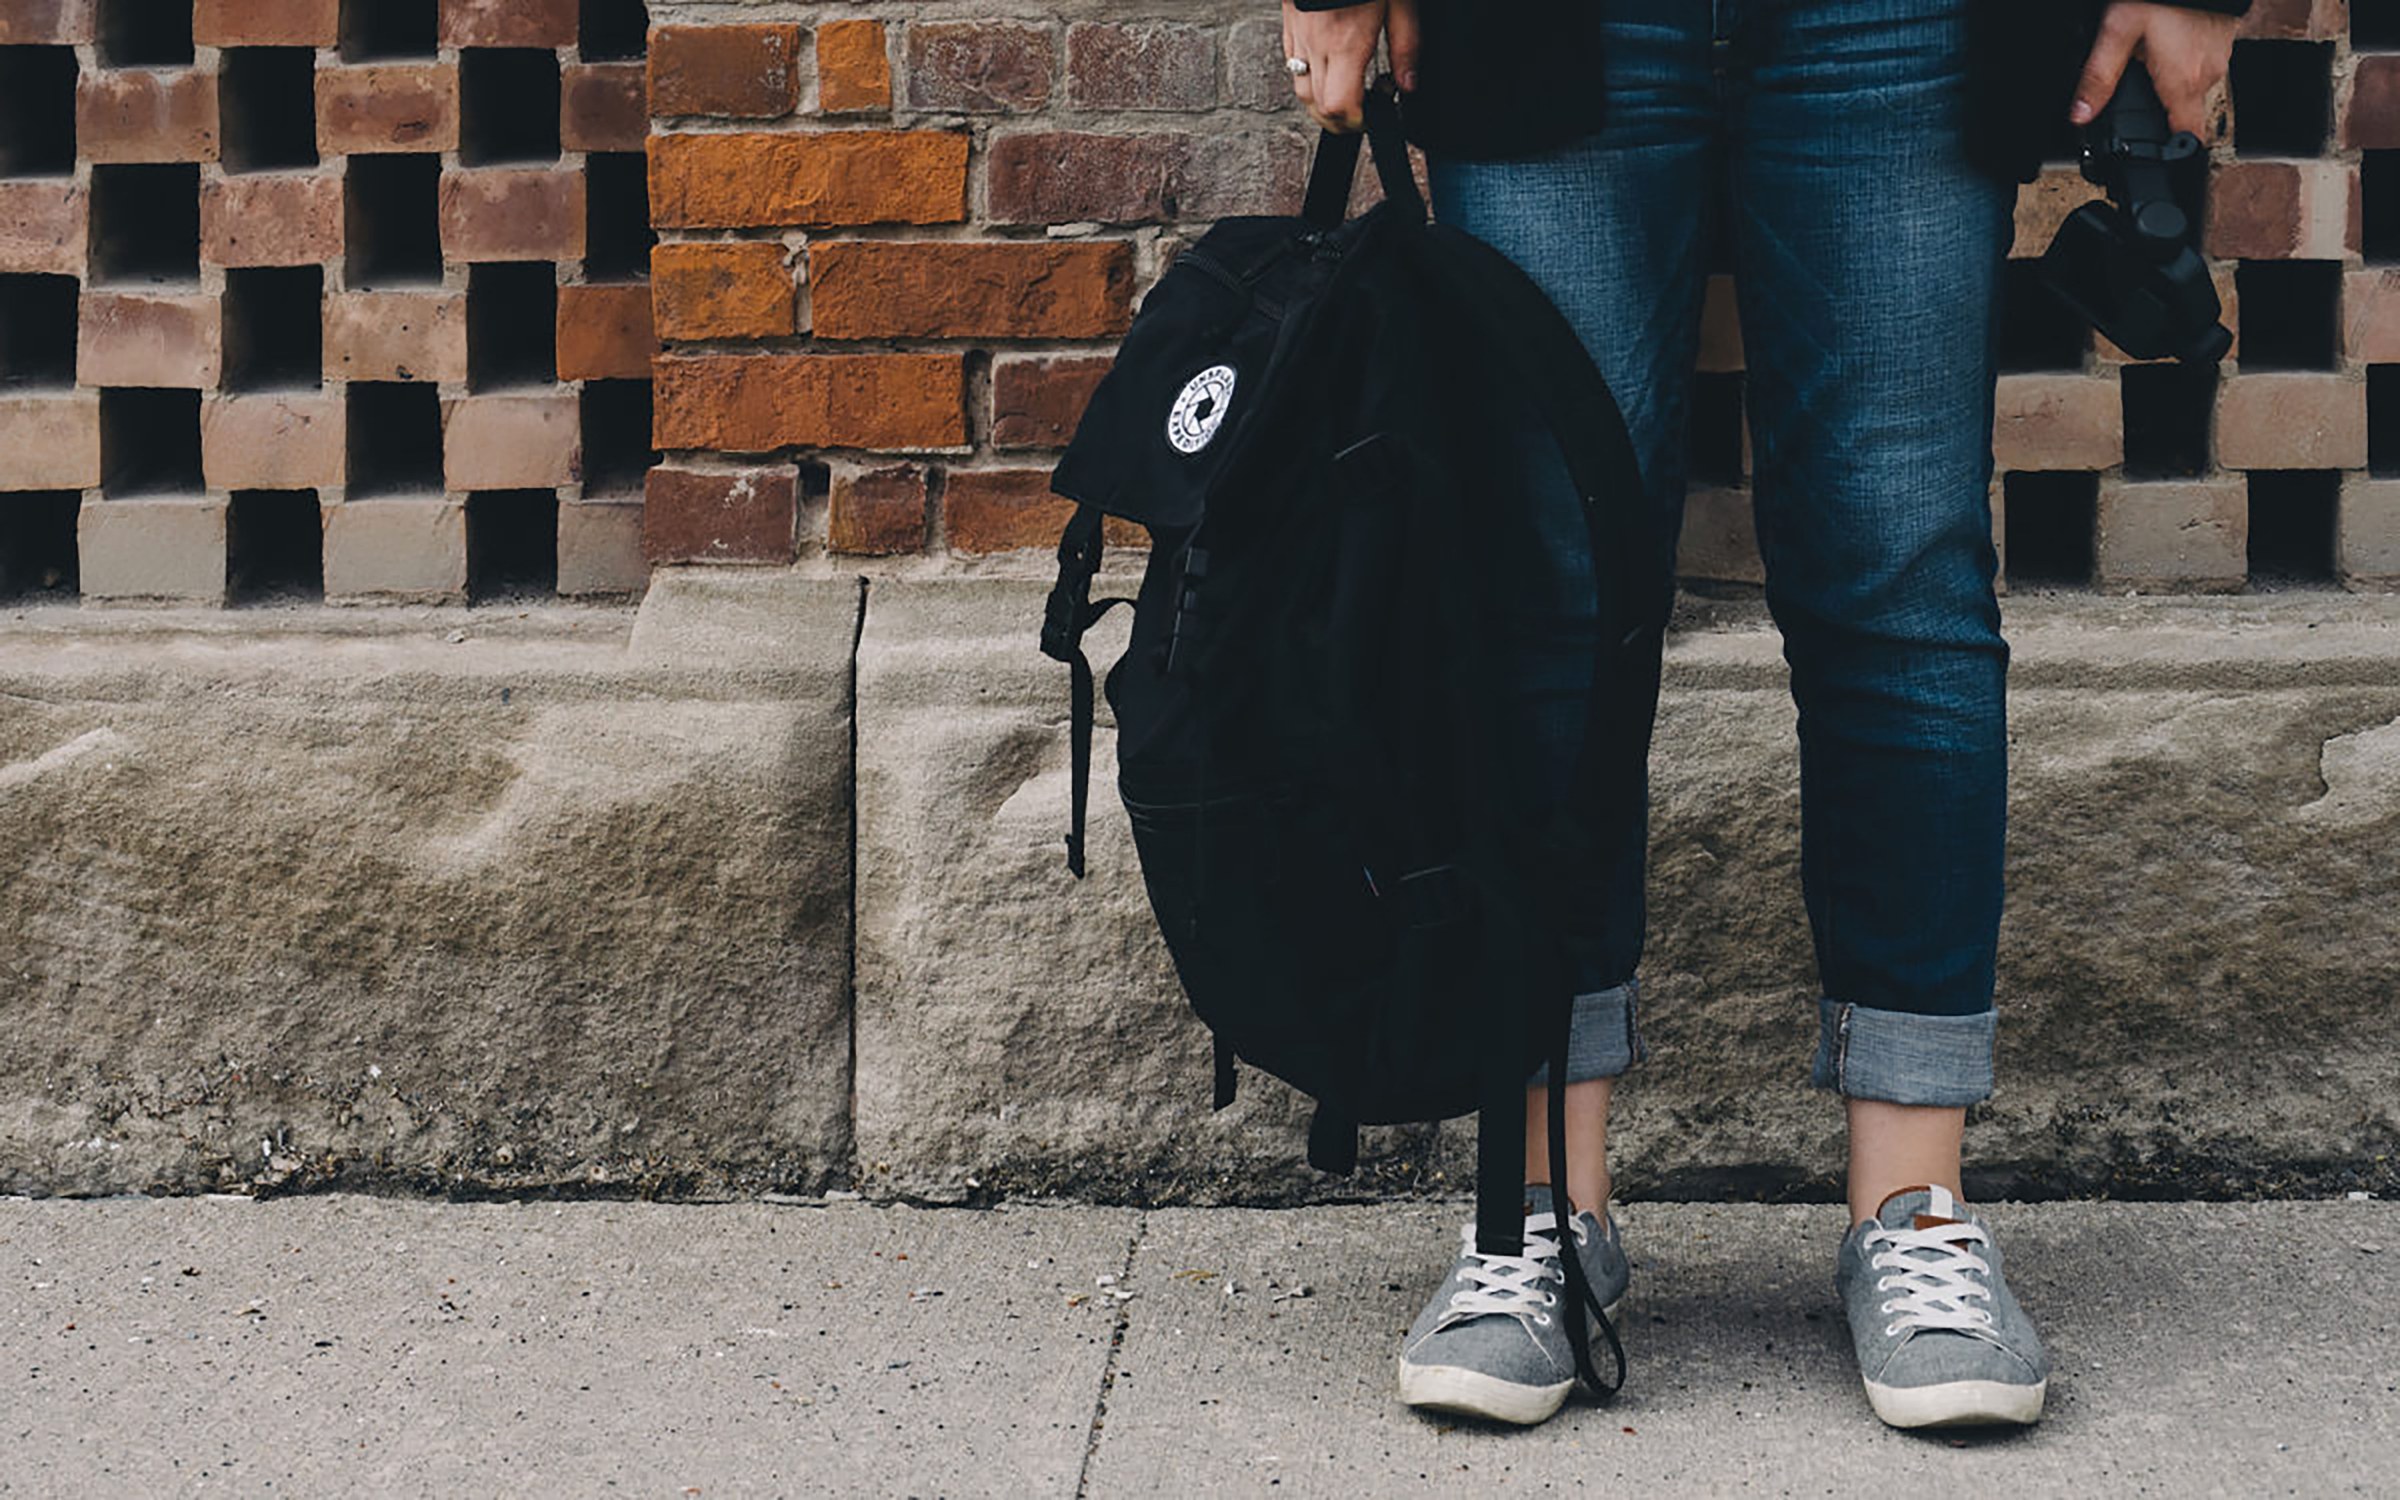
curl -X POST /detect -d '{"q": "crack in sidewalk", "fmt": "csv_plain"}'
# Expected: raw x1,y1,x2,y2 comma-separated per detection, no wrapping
1072,1210,1147,1499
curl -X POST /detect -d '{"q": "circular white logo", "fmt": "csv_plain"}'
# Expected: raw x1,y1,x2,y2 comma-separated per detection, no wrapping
1166,364,1237,454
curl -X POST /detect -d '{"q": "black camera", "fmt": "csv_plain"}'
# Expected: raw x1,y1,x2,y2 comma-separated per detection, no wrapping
2037,60,2232,365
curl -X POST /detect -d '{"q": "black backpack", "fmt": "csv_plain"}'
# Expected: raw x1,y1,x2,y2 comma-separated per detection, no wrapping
1039,88,1666,1398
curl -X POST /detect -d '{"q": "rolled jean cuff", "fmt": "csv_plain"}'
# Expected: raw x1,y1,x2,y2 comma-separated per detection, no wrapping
1810,999,1995,1107
1525,979,1645,1088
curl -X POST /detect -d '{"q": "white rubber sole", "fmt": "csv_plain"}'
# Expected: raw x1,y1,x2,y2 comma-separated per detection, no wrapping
1396,1296,1626,1426
1864,1375,2047,1429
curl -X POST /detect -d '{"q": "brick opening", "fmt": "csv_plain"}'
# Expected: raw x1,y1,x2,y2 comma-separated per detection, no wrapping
1685,372,1744,486
579,0,652,62
2232,261,2339,370
466,489,559,598
467,262,557,390
346,382,443,495
2246,469,2339,583
580,379,655,496
460,49,563,167
339,0,436,62
2363,151,2400,264
583,152,654,281
0,274,81,389
2359,3,2400,50
2228,41,2332,157
228,490,325,600
344,154,443,288
0,493,81,599
222,266,324,391
0,47,79,177
2371,366,2400,476
1996,259,2089,373
100,387,204,496
220,48,320,173
89,163,200,285
2119,363,2217,479
2002,471,2098,587
96,0,194,69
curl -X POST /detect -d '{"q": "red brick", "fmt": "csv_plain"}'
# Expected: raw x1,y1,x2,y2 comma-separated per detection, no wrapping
0,393,100,489
2345,268,2400,362
202,172,343,267
652,353,967,452
1065,23,1217,112
809,241,1131,340
992,354,1111,449
556,283,657,380
943,467,1076,554
194,0,336,45
0,181,87,277
651,241,795,340
816,19,891,114
828,462,928,554
643,465,797,562
2205,159,2347,259
77,69,219,164
444,391,581,490
649,24,802,118
2216,373,2367,470
202,393,345,490
318,65,460,155
324,499,467,603
79,292,221,388
0,0,93,44
905,22,1054,113
324,292,467,383
986,129,1308,226
649,131,967,228
1226,17,1298,112
2349,54,2400,149
561,62,647,152
1993,375,2123,471
439,0,577,49
439,167,586,261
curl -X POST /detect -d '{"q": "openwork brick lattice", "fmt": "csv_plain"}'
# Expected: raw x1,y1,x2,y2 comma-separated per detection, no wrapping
633,1,2400,593
0,0,658,605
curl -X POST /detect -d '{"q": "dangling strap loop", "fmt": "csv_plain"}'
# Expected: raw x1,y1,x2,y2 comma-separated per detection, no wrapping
1041,503,1131,878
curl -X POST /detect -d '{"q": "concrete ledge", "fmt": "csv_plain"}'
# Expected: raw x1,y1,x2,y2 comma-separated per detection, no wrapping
0,572,860,1197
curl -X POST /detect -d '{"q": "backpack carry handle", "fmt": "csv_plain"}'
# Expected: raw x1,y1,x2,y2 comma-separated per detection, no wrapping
1301,77,1425,231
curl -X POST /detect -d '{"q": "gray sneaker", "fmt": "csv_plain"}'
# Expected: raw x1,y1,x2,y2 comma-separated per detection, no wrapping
1396,1184,1629,1425
1836,1184,2049,1428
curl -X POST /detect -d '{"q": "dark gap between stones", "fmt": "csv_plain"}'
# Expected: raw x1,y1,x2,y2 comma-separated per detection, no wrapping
2118,362,2217,480
467,489,560,599
89,163,201,285
339,0,437,62
467,262,559,391
346,381,445,496
344,153,444,288
228,490,326,601
580,379,656,496
97,0,193,69
2002,471,2098,587
0,47,78,176
460,48,563,166
220,48,320,173
2245,469,2339,584
100,387,204,497
0,491,81,599
2228,40,2332,158
223,265,325,392
0,274,80,389
2232,260,2340,371
583,152,656,281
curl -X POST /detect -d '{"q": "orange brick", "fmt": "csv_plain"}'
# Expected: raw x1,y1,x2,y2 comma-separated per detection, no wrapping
828,462,926,554
77,70,219,164
810,241,1133,340
943,468,1075,554
439,0,576,49
816,20,891,114
556,283,658,380
318,65,460,155
194,0,337,45
649,24,803,118
992,354,1110,450
651,242,795,340
648,131,967,229
652,353,967,451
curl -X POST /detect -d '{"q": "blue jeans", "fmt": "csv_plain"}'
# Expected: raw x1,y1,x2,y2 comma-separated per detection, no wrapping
1465,0,2016,1107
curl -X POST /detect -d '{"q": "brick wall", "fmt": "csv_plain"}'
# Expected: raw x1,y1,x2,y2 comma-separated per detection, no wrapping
6,1,2400,603
0,0,658,604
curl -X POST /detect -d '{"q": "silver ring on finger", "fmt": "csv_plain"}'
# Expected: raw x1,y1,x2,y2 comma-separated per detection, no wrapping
1285,55,1311,76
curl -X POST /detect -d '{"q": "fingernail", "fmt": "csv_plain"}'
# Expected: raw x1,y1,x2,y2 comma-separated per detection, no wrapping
2070,99,2095,124
1399,69,1417,92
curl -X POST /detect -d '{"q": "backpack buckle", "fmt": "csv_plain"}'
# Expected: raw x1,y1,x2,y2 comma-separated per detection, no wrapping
1040,579,1085,663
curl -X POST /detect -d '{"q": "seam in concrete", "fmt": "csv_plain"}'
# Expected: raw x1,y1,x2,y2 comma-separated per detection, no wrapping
843,575,869,1191
1073,1210,1147,1500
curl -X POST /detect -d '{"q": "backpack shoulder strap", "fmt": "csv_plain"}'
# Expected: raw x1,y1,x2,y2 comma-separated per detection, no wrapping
1040,502,1132,878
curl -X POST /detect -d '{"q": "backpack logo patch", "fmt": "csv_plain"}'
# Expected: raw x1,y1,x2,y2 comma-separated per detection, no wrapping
1166,364,1237,454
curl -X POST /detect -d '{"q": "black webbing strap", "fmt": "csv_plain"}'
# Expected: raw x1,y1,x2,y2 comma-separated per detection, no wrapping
1213,1035,1238,1110
1040,502,1132,878
1548,1009,1627,1400
1300,80,1424,232
1307,1103,1358,1174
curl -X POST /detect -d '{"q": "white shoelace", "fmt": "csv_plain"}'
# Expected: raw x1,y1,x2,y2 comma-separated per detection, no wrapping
1863,1219,1998,1339
1437,1211,1588,1330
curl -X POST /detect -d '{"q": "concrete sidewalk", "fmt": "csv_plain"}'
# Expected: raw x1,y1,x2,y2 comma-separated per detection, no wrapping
3,1196,2393,1497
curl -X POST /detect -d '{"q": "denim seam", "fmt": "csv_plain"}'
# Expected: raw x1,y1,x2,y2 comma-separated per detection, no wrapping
1834,1001,1853,1094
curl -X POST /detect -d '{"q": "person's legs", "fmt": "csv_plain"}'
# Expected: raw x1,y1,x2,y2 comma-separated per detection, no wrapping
1428,0,1720,1219
1723,0,2046,1426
